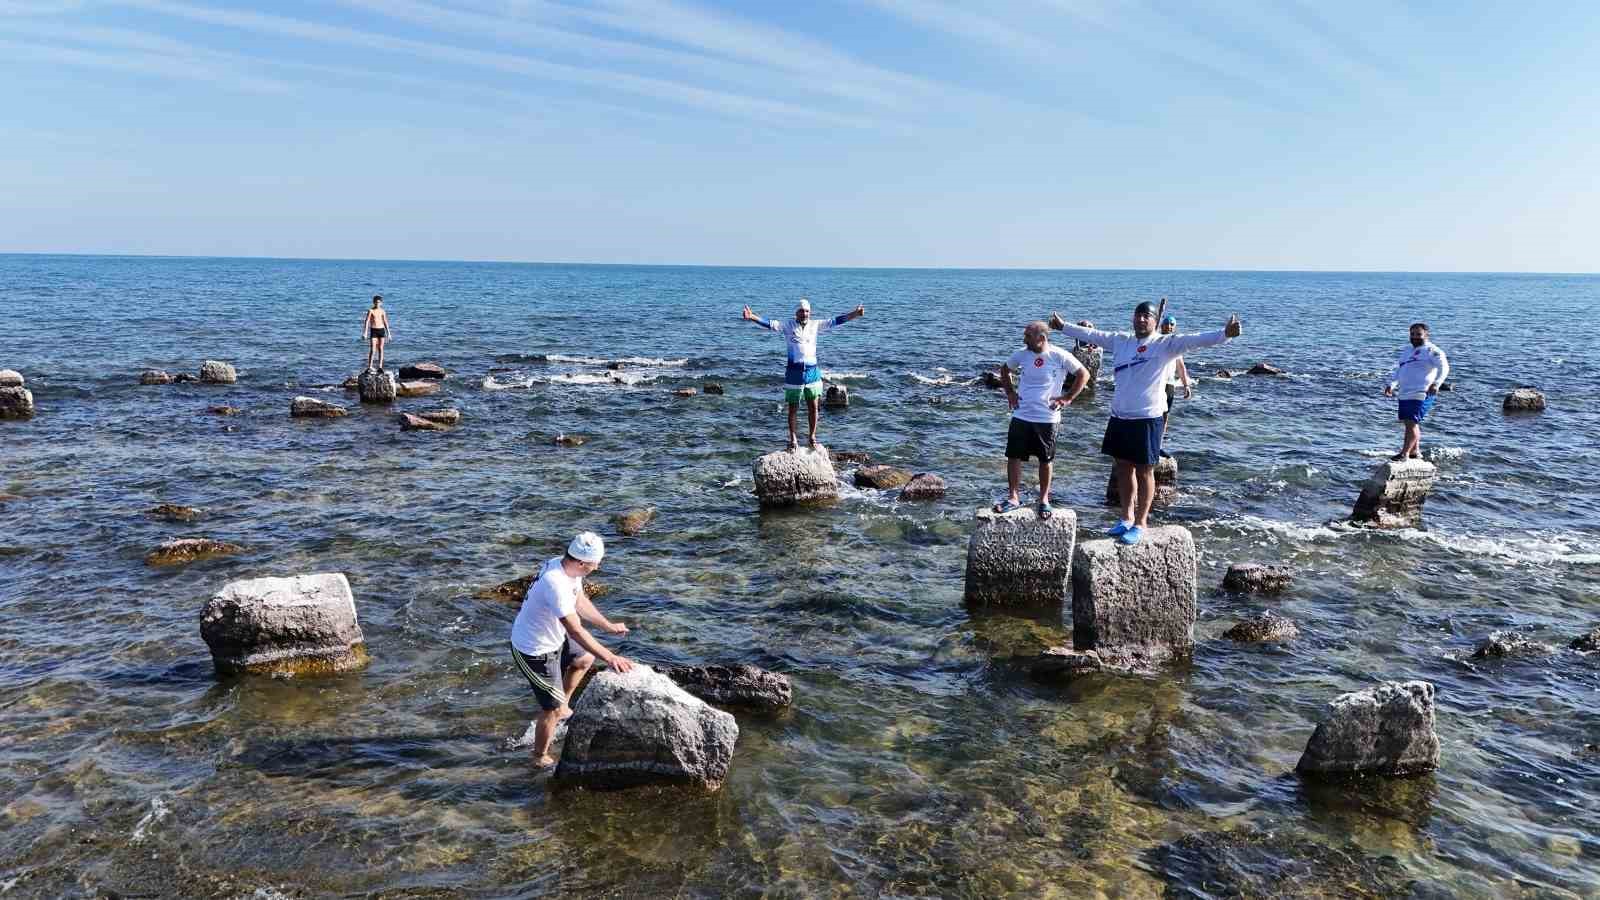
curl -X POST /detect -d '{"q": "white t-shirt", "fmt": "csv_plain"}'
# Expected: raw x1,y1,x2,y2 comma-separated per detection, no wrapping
1057,323,1230,419
510,557,580,656
1387,341,1449,401
1005,344,1084,424
765,316,843,366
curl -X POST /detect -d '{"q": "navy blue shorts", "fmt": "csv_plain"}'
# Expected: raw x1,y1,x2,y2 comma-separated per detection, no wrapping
1101,416,1164,466
1398,397,1435,423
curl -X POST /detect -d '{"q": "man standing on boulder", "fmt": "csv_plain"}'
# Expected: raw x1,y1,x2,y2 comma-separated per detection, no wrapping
1051,304,1241,544
1383,322,1449,461
742,298,865,450
996,321,1089,520
510,531,633,769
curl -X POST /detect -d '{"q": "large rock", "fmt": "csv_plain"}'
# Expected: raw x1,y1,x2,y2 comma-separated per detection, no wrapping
1225,611,1299,642
1222,562,1293,594
963,505,1078,607
1071,343,1102,386
854,465,911,489
614,506,656,536
398,362,447,381
1469,630,1555,659
823,383,849,409
663,664,793,710
199,573,368,677
398,380,440,398
1351,459,1436,528
1296,680,1440,777
290,396,348,418
139,369,175,385
752,446,838,508
1503,388,1546,412
416,408,460,426
358,369,398,404
0,369,21,387
146,537,244,566
553,666,738,792
198,360,237,384
899,473,947,501
1071,526,1197,663
0,387,35,420
1105,454,1178,508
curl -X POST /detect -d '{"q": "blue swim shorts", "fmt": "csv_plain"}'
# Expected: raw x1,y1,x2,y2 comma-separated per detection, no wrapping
1397,397,1435,423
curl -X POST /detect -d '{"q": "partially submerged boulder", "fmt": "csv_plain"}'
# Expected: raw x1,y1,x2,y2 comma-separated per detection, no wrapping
139,369,175,385
1248,362,1283,376
614,506,657,536
146,537,244,566
1215,369,1233,379
964,505,1078,608
703,382,725,395
148,503,202,523
1351,458,1436,528
1222,562,1293,594
397,379,439,398
358,369,398,404
207,405,241,416
752,446,838,508
476,573,608,603
1225,611,1299,642
1297,680,1440,777
1571,626,1600,652
199,360,237,384
553,666,739,792
1469,630,1555,659
0,387,36,420
671,388,697,398
823,383,849,409
398,362,447,381
663,664,793,710
855,465,912,490
553,433,587,447
899,473,946,501
0,369,22,387
1070,526,1197,665
1105,454,1179,508
290,396,348,419
416,408,460,426
200,572,368,677
399,413,446,431
1503,388,1546,412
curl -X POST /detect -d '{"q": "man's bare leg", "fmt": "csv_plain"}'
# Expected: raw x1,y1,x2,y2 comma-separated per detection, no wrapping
1038,459,1053,505
366,339,376,371
531,706,561,768
1134,464,1157,528
786,403,799,450
562,653,593,715
1115,459,1137,525
806,396,820,449
1005,459,1022,505
376,338,386,371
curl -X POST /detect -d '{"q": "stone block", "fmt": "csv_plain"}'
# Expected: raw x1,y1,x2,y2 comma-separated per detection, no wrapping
963,505,1078,607
752,446,838,508
358,369,398,403
1351,459,1436,528
1071,526,1197,659
1296,681,1439,777
200,573,368,677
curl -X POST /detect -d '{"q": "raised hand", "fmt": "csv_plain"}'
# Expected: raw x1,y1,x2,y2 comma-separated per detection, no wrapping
1048,312,1066,331
854,303,866,318
742,305,757,321
1383,385,1395,397
1224,314,1242,338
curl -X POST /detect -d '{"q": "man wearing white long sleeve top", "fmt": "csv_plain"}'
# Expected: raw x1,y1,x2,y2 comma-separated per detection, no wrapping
742,298,865,450
1382,322,1449,461
1051,302,1242,544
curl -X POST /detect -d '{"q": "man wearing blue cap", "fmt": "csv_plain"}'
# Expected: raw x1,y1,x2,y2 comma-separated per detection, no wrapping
742,298,866,450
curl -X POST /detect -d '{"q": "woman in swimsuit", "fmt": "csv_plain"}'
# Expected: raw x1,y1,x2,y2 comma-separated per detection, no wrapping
363,295,390,372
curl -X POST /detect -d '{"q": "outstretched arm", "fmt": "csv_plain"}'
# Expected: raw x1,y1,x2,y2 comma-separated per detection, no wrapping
560,614,633,672
575,587,626,635
1164,315,1242,353
819,304,865,334
742,305,780,332
1049,314,1115,349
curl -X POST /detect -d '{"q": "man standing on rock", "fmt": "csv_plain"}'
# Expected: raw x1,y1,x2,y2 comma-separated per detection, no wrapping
996,321,1088,520
1051,304,1241,544
362,295,390,372
1383,322,1449,461
742,298,865,450
510,531,634,769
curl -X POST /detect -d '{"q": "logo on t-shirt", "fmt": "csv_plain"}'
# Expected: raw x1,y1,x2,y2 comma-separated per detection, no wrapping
1033,357,1044,367
1137,345,1148,353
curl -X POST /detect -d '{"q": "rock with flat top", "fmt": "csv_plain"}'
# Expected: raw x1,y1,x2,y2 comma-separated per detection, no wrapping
1297,681,1439,777
399,413,446,431
1223,562,1294,594
398,362,446,381
0,387,35,420
199,360,237,384
1071,526,1197,664
899,473,946,501
1503,388,1545,412
416,408,460,426
358,369,398,404
1351,458,1436,528
1225,611,1299,642
553,665,738,792
0,370,22,387
855,465,912,490
200,572,368,677
964,505,1078,608
397,379,438,398
476,574,607,603
752,445,838,508
664,664,793,710
1106,454,1179,508
139,369,175,385
290,396,347,418
823,383,849,408
146,537,244,566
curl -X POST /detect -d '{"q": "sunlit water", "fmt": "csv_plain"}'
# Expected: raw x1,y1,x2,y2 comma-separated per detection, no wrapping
2,256,1598,897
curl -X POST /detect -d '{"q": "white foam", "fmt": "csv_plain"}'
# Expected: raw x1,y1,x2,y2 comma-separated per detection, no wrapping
1425,446,1466,461
909,372,977,386
481,374,530,391
1400,529,1600,566
1201,514,1348,542
131,796,170,844
481,372,654,389
544,354,687,367
823,371,869,381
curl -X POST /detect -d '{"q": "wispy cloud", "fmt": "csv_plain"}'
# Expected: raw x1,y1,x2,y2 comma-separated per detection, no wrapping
0,34,290,92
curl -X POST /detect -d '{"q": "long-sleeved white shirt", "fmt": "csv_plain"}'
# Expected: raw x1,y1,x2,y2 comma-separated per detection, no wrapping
1056,323,1231,419
1387,341,1449,401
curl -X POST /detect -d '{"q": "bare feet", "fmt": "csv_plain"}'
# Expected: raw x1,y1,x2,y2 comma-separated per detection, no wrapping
807,437,818,450
786,438,799,451
533,754,557,769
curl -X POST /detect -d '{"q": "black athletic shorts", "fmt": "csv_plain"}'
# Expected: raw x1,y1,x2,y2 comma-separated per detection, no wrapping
511,639,580,711
1006,417,1058,462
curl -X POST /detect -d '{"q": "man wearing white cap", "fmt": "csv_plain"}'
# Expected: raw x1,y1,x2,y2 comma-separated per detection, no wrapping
510,531,634,769
742,298,866,450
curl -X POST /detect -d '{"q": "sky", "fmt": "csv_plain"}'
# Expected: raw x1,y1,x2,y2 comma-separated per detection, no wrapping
2,0,1598,271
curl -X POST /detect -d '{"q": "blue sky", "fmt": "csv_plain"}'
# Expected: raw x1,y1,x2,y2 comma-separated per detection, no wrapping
3,1,1597,270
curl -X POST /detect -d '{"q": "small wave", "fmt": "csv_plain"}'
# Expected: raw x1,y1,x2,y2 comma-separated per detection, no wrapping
1401,530,1600,566
909,372,978,387
481,372,654,389
823,371,869,381
131,796,170,844
481,374,530,391
1425,446,1466,461
1202,514,1348,542
544,354,687,367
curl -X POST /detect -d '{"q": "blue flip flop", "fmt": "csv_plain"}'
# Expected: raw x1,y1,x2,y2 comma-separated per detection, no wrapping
1118,525,1143,545
1036,500,1054,520
1106,521,1131,537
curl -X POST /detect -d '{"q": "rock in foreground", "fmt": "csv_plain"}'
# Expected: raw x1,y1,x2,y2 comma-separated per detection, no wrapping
1222,562,1293,594
964,505,1078,607
1071,526,1197,663
1351,458,1436,528
855,465,911,490
0,387,36,420
358,369,398,404
1224,611,1299,642
752,446,838,508
554,666,738,792
199,360,237,384
1502,388,1546,412
200,572,368,677
290,396,348,418
146,538,244,566
899,473,947,501
664,664,793,710
1297,680,1439,777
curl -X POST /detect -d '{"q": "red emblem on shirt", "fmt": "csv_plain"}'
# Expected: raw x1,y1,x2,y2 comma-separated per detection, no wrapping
1137,345,1148,353
1034,358,1044,367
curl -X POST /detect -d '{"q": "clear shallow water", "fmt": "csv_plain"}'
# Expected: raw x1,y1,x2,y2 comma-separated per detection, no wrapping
2,255,1598,897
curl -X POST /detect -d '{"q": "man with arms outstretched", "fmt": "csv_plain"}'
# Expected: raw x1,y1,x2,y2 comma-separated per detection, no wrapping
1051,303,1241,544
997,320,1089,520
1383,322,1449,461
742,298,865,450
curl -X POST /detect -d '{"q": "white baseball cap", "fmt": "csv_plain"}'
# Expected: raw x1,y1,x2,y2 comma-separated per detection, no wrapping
796,298,811,312
568,531,605,563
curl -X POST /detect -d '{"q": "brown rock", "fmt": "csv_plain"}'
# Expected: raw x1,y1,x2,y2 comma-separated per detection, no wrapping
145,538,244,566
399,413,446,431
477,573,607,603
830,450,873,465
398,362,447,380
207,405,241,416
1247,362,1283,376
855,465,912,490
397,380,439,398
416,408,461,426
554,433,587,447
139,370,175,385
899,472,947,501
672,388,698,398
149,503,202,522
290,396,348,418
614,507,657,536
703,382,725,395
1224,611,1299,642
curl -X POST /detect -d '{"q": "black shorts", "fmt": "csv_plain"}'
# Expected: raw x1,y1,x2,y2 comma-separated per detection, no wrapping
511,639,580,711
370,328,387,339
1102,416,1164,466
1006,417,1058,462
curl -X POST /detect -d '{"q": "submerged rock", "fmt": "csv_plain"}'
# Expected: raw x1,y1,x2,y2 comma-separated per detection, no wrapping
207,405,241,416
899,473,946,501
1351,458,1436,528
1031,644,1175,679
964,505,1078,608
978,369,1003,389
290,396,348,418
397,379,439,398
174,372,198,383
1148,829,1415,898
614,506,657,536
553,433,587,447
829,449,872,465
476,573,608,603
399,412,447,431
702,382,725,395
0,387,36,420
358,369,398,403
0,369,22,387
146,537,244,566
139,369,175,385
398,362,447,381
1222,562,1294,594
1215,369,1233,379
823,383,849,408
1105,454,1178,508
664,664,793,710
1297,680,1440,777
553,665,739,792
198,360,237,384
752,445,838,508
200,572,368,677
671,388,698,398
1247,362,1283,376
148,503,202,523
854,464,912,490
1469,630,1555,659
1224,611,1299,642
1503,387,1546,412
1071,526,1197,665
416,408,460,426
1571,626,1600,652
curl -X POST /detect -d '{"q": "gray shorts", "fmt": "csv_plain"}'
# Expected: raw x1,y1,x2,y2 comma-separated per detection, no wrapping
511,639,580,711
